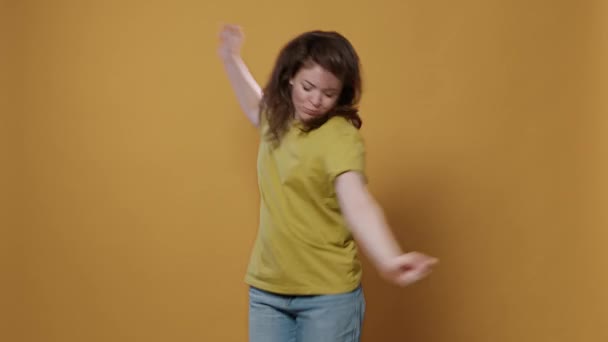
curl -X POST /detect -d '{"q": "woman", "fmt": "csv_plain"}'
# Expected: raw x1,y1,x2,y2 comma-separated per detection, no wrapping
218,24,438,342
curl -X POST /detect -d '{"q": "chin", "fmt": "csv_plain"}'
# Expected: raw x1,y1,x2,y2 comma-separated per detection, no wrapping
296,113,312,122
297,111,325,122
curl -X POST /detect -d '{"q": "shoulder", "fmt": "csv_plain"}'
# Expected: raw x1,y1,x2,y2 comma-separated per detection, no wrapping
313,116,365,159
317,116,363,139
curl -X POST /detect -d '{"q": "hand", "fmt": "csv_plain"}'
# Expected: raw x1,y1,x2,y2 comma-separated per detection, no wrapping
380,252,438,287
218,24,244,59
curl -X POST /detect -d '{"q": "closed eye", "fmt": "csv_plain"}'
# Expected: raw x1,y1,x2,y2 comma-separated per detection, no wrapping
302,81,314,91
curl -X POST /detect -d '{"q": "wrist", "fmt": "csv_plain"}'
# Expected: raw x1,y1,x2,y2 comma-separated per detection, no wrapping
219,50,241,62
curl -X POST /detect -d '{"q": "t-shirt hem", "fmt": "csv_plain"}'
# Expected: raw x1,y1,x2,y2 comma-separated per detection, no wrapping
244,275,361,296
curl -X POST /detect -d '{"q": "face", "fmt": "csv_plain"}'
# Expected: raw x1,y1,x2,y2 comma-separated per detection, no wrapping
290,63,343,122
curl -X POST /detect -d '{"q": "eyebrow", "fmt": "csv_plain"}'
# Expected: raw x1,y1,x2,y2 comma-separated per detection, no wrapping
303,80,339,92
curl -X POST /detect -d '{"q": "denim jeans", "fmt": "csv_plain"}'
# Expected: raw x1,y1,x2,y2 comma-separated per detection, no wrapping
248,285,366,342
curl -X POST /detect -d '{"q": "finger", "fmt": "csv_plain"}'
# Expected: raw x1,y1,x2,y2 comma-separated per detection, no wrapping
407,253,438,267
219,23,233,33
231,26,243,39
219,24,232,40
396,271,423,286
220,27,236,42
415,259,437,276
426,258,439,267
391,253,437,276
395,253,424,269
398,267,433,286
229,24,241,35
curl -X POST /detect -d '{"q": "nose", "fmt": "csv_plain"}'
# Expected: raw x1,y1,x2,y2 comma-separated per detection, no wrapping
310,92,322,108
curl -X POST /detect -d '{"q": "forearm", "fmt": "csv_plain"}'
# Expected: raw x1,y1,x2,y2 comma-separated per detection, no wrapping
343,193,404,273
220,54,263,126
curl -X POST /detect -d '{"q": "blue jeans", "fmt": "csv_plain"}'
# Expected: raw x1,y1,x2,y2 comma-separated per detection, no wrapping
248,285,366,342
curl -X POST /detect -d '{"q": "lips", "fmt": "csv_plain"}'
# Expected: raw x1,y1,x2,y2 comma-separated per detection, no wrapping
303,108,321,116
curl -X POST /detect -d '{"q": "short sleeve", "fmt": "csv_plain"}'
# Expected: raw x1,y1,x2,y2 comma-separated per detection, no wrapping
323,123,366,183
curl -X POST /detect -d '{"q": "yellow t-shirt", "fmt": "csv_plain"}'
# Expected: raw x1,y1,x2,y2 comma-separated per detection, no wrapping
245,115,366,295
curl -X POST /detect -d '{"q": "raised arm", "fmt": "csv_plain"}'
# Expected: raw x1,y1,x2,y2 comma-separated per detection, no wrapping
218,24,263,127
335,171,438,286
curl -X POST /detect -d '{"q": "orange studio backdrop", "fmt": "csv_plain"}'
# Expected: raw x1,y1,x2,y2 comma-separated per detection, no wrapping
2,0,607,341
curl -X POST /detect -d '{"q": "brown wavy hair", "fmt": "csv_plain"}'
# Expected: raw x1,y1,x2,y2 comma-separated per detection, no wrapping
260,30,363,144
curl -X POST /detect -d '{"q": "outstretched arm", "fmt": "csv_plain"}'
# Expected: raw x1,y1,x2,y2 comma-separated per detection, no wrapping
335,171,438,286
218,24,263,127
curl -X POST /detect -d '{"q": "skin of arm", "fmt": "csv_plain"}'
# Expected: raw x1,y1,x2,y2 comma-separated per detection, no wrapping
336,171,438,286
218,25,262,127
